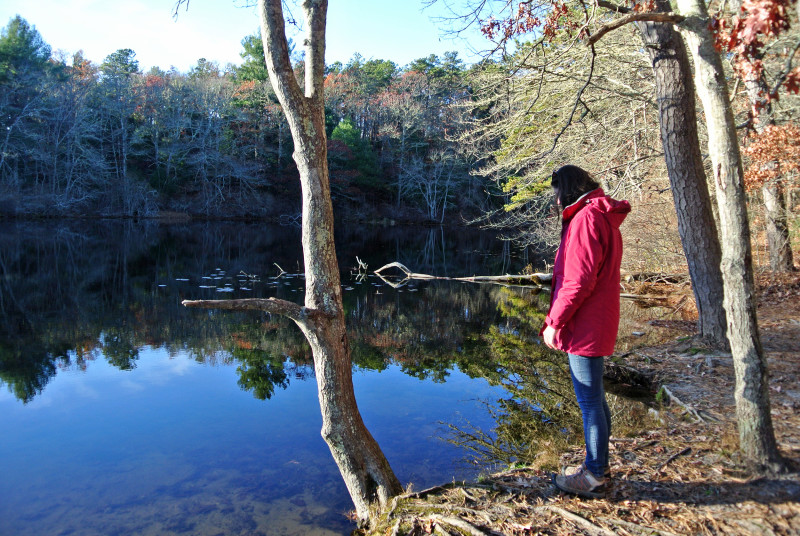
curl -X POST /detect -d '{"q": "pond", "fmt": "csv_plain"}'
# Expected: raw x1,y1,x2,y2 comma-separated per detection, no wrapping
0,220,553,536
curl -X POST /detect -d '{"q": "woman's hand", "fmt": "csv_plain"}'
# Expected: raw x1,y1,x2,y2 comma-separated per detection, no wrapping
542,325,559,350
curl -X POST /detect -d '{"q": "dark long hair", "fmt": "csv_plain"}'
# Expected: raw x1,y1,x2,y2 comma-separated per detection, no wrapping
551,165,600,207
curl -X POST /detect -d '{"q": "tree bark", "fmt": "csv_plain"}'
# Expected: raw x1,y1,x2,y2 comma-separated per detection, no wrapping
256,0,403,520
633,0,728,348
762,182,794,271
676,0,785,471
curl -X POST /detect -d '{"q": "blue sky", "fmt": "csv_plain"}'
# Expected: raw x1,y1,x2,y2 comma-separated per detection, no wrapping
1,0,489,72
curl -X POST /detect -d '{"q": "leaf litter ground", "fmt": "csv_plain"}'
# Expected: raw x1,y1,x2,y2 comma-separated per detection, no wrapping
365,272,800,536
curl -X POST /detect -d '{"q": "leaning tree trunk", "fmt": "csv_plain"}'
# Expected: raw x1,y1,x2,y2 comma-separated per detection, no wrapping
257,0,403,519
676,0,785,471
182,0,403,525
634,0,728,348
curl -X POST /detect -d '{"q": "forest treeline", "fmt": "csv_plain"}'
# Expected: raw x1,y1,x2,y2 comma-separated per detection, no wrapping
1,13,798,231
0,15,493,222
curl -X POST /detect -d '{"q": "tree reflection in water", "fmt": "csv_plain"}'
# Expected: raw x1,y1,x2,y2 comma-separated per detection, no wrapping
448,287,657,469
0,219,665,534
0,220,535,404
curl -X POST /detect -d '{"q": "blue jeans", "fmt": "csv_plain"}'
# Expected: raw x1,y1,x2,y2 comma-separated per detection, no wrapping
568,353,611,478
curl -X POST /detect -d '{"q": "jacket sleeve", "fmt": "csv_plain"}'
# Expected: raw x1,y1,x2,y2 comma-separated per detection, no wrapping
545,210,606,329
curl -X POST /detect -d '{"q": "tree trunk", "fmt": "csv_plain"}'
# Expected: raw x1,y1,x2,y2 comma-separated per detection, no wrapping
634,1,728,348
762,182,794,271
676,0,785,471
736,46,796,272
257,0,402,521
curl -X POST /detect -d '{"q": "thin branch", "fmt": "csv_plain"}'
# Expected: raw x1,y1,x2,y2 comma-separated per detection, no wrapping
656,446,692,472
544,45,598,156
181,297,322,325
768,36,800,96
587,12,685,46
532,506,617,536
172,0,190,19
596,0,633,13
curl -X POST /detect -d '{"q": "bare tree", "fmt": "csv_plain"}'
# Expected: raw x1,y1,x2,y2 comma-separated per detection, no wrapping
630,0,728,347
455,8,727,348
178,0,402,524
676,0,785,471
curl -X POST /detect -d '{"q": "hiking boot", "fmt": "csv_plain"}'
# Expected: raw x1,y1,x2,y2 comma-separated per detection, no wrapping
561,462,611,479
552,464,606,498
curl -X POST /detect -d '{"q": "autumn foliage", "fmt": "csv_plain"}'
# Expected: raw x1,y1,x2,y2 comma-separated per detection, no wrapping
711,0,800,103
743,122,800,189
480,1,581,42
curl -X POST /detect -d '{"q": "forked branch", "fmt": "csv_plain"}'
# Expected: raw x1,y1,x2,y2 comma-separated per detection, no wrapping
587,12,685,46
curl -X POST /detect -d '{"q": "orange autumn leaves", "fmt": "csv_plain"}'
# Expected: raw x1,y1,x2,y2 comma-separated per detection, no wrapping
744,122,800,190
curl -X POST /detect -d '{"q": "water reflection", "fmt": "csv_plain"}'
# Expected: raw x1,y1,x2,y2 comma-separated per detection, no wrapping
447,287,659,469
0,220,537,535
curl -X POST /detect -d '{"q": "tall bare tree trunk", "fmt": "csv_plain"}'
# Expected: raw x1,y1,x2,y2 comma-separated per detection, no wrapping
181,0,402,524
257,0,402,519
676,0,785,471
634,0,728,348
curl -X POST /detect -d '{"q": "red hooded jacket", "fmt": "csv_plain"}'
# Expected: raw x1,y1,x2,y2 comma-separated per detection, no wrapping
543,188,631,356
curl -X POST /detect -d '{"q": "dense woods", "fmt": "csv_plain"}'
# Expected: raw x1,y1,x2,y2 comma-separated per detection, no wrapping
0,15,490,222
1,12,797,228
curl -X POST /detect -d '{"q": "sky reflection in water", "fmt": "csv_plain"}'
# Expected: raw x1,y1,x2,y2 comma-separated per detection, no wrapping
1,345,504,535
0,221,529,535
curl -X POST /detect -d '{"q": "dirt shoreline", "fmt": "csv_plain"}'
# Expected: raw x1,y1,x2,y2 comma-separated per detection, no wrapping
364,272,800,535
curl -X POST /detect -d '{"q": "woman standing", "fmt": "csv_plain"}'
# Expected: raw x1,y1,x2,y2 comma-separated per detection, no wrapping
542,165,630,498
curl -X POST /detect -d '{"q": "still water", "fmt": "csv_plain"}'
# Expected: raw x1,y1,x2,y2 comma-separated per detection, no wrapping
0,220,543,536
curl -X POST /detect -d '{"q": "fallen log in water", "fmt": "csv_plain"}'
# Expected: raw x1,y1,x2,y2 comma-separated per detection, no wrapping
373,262,552,287
373,263,693,301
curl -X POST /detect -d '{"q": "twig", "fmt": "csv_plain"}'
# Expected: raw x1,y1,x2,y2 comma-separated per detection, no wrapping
532,506,617,536
407,483,460,499
769,36,800,97
274,263,287,278
657,447,692,472
427,514,491,536
660,385,707,422
597,0,633,13
598,516,682,536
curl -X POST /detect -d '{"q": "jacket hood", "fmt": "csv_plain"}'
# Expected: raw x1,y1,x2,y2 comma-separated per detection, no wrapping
562,188,630,228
